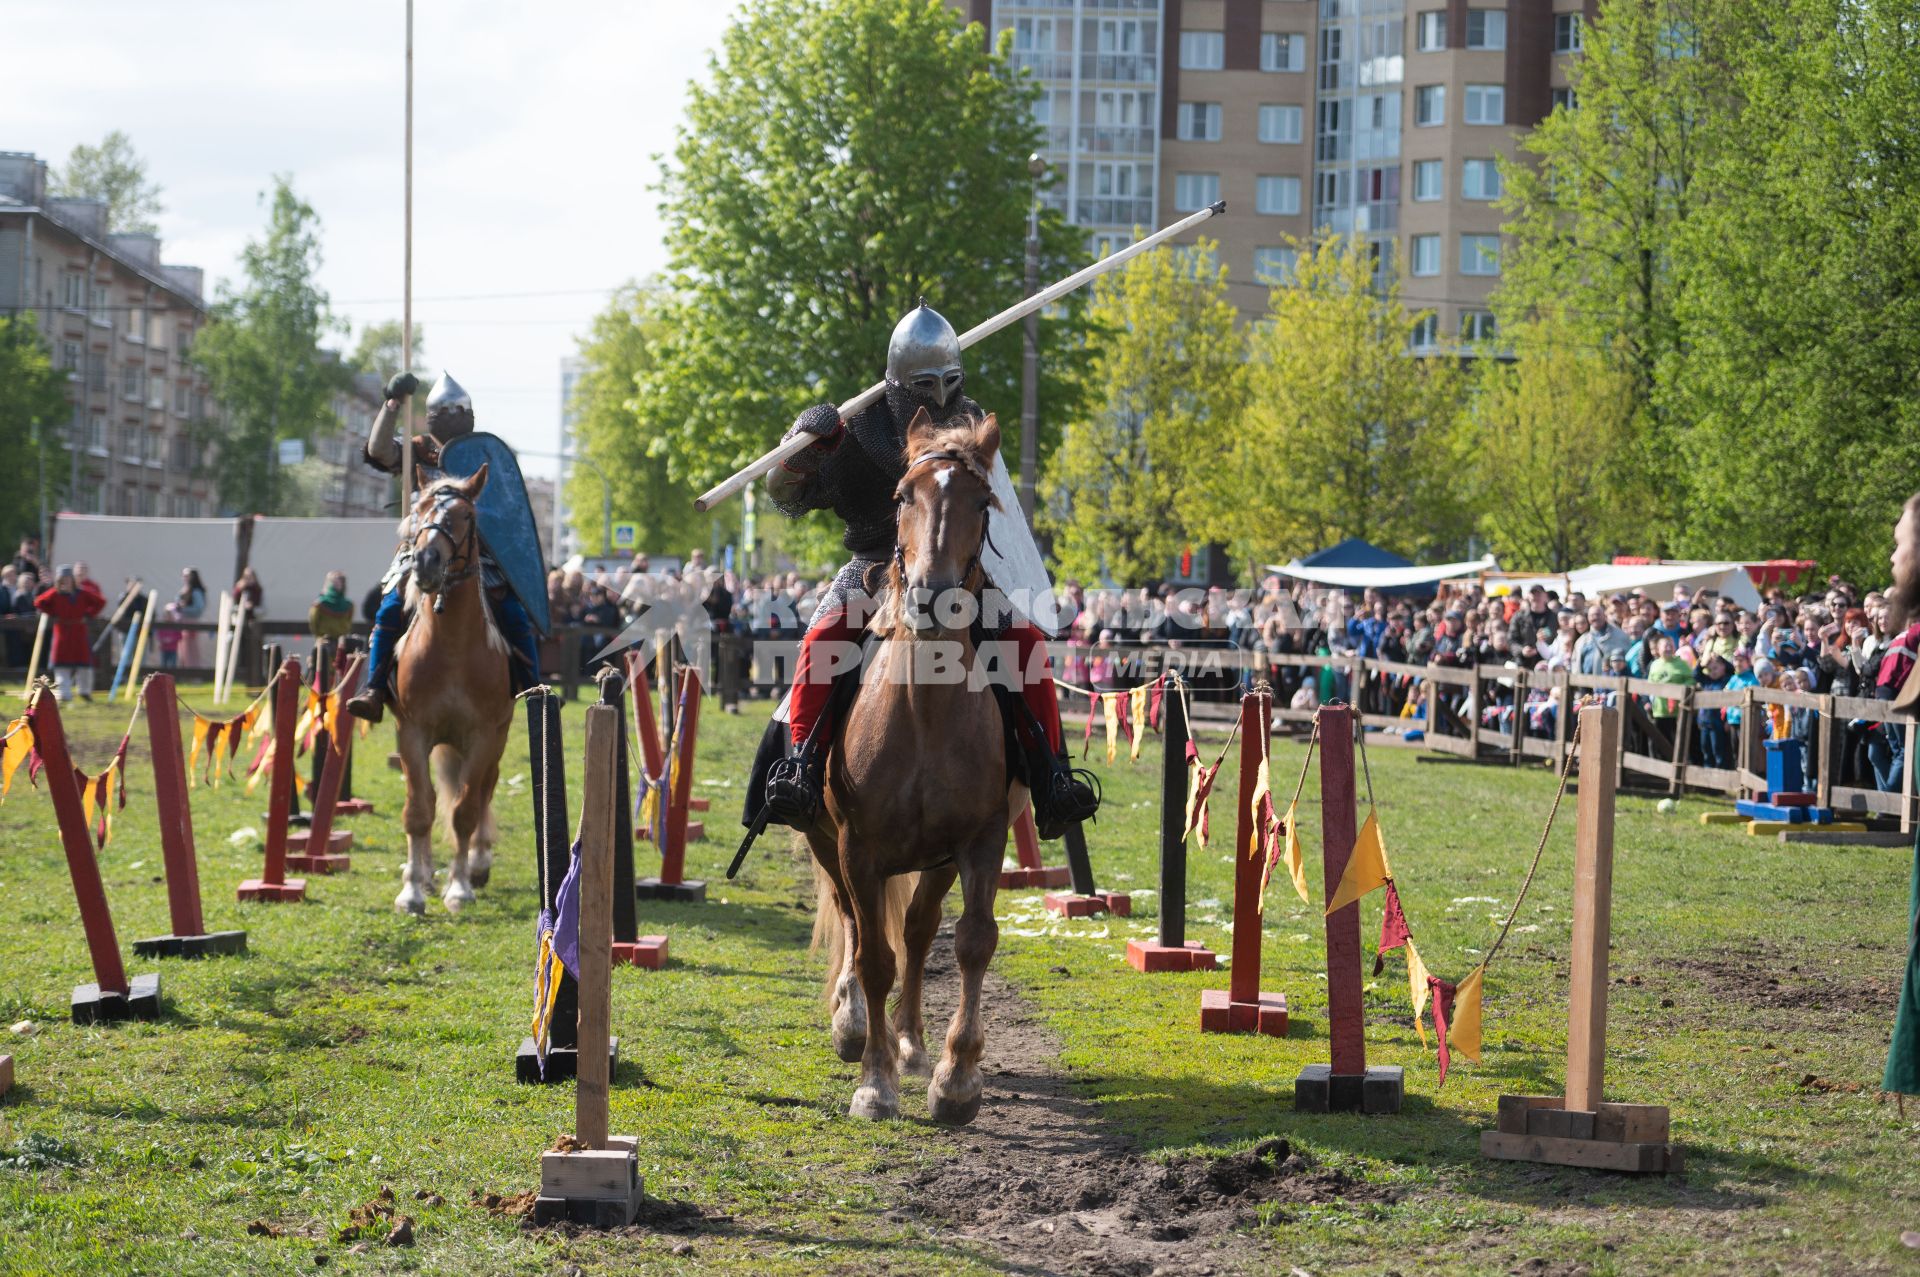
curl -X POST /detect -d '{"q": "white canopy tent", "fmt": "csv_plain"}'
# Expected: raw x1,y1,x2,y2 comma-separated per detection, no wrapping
1488,561,1764,612
1266,554,1499,590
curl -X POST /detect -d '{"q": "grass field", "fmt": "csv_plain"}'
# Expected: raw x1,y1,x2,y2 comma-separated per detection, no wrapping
0,687,1915,1275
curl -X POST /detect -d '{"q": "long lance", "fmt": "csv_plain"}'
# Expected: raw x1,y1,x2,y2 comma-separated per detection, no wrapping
693,199,1226,512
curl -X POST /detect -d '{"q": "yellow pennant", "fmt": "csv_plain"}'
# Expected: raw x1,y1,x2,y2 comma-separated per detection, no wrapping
1282,800,1309,904
1325,809,1391,916
187,716,212,787
1247,759,1271,862
1128,684,1148,761
1103,693,1119,764
79,763,119,849
1449,964,1485,1064
1407,939,1431,1048
0,724,33,801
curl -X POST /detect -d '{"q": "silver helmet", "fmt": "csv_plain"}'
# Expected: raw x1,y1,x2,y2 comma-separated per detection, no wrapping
885,303,964,413
424,371,475,444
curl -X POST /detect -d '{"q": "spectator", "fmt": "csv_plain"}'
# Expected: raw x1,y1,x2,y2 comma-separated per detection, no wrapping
310,571,355,640
12,537,42,580
1645,634,1693,721
36,565,104,702
175,567,208,666
1695,653,1734,769
232,566,264,613
1573,604,1630,676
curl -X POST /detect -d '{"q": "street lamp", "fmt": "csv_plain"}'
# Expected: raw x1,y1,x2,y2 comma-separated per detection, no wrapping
1019,152,1048,523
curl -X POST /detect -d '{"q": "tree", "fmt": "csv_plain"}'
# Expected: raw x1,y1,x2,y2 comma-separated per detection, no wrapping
348,319,428,382
192,178,346,514
1464,313,1641,571
635,0,1086,559
50,131,164,234
1191,236,1468,566
0,315,73,542
1041,244,1244,586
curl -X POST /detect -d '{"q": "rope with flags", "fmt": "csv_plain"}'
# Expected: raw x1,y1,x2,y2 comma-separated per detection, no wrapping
178,669,282,789
1064,672,1168,764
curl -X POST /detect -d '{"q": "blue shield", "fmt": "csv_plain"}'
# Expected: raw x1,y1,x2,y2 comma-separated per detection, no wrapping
438,432,552,635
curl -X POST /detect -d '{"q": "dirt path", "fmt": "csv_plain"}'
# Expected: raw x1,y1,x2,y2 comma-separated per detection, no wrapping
884,930,1392,1277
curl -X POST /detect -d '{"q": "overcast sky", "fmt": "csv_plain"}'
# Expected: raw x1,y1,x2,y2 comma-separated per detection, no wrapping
2,0,747,478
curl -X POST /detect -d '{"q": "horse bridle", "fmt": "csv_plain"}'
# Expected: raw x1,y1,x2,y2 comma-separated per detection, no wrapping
891,449,997,593
414,486,480,615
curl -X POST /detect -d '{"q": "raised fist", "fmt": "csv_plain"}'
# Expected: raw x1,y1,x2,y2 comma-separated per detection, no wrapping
789,403,843,441
383,371,421,403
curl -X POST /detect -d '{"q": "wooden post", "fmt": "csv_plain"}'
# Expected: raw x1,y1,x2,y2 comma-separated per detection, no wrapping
122,588,159,702
1904,720,1916,836
636,666,709,902
1668,690,1692,797
1814,694,1836,810
210,591,232,702
1566,704,1618,1113
576,702,616,1149
599,671,667,968
1128,672,1214,971
1200,691,1286,1035
1552,671,1572,770
1468,670,1483,757
22,611,49,696
237,659,307,902
132,675,247,958
288,655,361,872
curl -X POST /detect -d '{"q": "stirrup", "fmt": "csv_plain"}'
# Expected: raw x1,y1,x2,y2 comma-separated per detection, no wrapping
345,685,387,724
1034,756,1101,841
764,744,824,829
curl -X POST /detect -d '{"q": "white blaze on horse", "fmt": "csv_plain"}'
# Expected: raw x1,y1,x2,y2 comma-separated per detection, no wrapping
391,466,512,915
808,411,1029,1125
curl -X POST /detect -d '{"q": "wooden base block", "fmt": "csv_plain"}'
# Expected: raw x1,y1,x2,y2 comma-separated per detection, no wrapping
1768,791,1817,806
1480,1129,1681,1174
634,878,706,903
1777,828,1910,846
71,973,162,1025
533,1137,644,1228
287,828,353,856
1043,891,1132,918
1125,940,1218,973
131,929,248,959
1485,1096,1677,1173
514,1036,619,1085
1698,811,1747,826
999,865,1072,890
1199,988,1288,1036
1749,818,1855,835
334,798,375,816
1295,1063,1404,1114
611,935,668,969
0,1053,11,1097
237,878,307,903
688,797,710,813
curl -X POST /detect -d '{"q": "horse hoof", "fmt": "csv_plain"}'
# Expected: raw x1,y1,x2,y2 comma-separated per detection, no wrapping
831,1007,867,1064
468,865,491,889
848,1086,898,1121
897,1039,931,1078
394,892,427,917
928,1067,983,1126
443,886,473,915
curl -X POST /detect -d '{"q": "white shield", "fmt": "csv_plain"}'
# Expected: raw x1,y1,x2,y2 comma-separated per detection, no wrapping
983,452,1062,637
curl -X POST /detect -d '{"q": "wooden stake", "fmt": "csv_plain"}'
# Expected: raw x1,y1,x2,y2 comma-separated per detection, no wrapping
1318,705,1366,1077
211,591,233,703
22,611,49,696
1566,704,1619,1113
400,0,414,505
221,601,250,705
122,589,159,702
576,702,617,1149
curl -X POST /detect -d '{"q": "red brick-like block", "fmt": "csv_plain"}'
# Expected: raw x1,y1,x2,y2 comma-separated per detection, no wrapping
1125,940,1218,973
1768,792,1817,807
284,852,351,875
287,828,353,855
999,865,1073,890
689,797,711,813
237,878,308,903
1200,988,1289,1036
335,798,375,817
611,935,669,970
1044,891,1133,918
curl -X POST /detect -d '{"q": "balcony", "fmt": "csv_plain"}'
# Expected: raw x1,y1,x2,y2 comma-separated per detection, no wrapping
1074,196,1155,227
1076,125,1156,156
1008,50,1073,80
1081,53,1157,84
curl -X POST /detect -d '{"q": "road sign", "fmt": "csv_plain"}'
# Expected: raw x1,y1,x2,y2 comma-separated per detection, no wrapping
611,522,639,551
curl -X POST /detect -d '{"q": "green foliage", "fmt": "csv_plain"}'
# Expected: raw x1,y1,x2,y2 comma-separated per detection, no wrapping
0,313,73,540
1192,236,1468,567
190,177,346,515
49,130,163,234
347,318,427,384
1041,243,1244,586
636,0,1085,542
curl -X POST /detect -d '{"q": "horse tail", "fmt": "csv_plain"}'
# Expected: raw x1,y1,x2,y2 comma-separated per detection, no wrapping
430,744,462,842
811,862,914,1002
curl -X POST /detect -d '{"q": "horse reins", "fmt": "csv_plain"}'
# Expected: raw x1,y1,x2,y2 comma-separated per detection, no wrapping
415,487,480,615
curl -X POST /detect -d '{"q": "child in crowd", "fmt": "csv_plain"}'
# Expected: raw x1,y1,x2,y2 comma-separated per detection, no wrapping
34,565,105,702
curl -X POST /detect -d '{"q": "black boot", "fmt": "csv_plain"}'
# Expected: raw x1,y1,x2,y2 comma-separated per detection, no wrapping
764,738,826,829
345,683,388,724
1033,751,1101,841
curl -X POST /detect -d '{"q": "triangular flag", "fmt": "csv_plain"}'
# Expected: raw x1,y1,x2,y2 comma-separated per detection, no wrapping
1128,684,1148,761
1374,881,1412,975
0,724,32,801
1429,974,1458,1086
1148,674,1166,731
1185,759,1220,847
1407,939,1431,1048
1282,800,1309,904
1082,690,1097,758
1247,759,1271,861
1325,809,1391,915
1103,693,1119,763
187,716,212,787
1449,964,1484,1064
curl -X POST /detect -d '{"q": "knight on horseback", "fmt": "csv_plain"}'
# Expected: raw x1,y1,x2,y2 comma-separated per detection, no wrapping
759,302,1099,839
347,371,544,723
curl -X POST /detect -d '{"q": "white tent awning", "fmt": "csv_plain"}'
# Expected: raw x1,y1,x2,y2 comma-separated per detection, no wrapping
1266,554,1498,590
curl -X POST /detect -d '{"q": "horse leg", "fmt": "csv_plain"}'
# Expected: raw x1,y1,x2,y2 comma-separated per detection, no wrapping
810,834,867,1064
394,726,436,916
466,750,501,889
846,862,901,1121
443,758,487,915
928,842,1001,1126
894,864,956,1078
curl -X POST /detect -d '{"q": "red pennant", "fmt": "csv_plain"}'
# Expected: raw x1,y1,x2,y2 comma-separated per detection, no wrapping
1117,689,1133,742
1184,739,1198,764
1378,881,1411,953
1149,674,1166,732
1429,975,1458,1087
1082,690,1097,758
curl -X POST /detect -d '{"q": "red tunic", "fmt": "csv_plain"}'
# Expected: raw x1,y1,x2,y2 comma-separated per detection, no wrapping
36,583,105,667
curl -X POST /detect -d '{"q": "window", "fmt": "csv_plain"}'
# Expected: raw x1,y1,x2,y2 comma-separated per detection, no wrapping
1462,158,1502,200
171,435,195,472
1173,172,1221,211
1179,31,1223,70
1415,12,1447,52
1256,176,1302,216
1013,16,1054,52
119,424,141,460
1554,13,1583,53
1410,234,1442,277
1464,84,1505,124
1261,32,1305,72
1466,10,1506,50
1410,313,1440,351
1411,159,1444,201
1258,104,1303,144
1552,86,1579,112
1093,161,1142,198
62,274,85,308
1460,233,1502,276
90,285,110,324
60,340,82,371
126,307,144,342
1254,247,1298,284
1415,84,1445,126
1177,102,1222,142
121,364,144,401
86,415,106,452
1462,310,1499,341
173,382,189,414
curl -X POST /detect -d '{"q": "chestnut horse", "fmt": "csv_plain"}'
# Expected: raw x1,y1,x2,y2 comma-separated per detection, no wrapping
809,411,1029,1124
392,466,511,915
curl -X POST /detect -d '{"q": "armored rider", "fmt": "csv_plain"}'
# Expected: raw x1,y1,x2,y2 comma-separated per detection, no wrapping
345,371,542,722
761,302,1100,838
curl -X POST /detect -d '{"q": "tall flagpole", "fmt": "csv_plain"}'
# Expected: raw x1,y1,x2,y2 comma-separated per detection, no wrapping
400,0,415,506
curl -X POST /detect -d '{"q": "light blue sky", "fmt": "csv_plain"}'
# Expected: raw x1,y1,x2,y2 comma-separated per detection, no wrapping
3,0,747,477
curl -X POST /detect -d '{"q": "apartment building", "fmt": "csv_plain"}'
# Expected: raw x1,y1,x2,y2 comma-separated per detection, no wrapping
555,356,584,563
312,370,397,518
0,151,219,516
951,0,1591,345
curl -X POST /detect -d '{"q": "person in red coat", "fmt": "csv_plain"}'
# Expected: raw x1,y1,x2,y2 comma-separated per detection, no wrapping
36,565,105,702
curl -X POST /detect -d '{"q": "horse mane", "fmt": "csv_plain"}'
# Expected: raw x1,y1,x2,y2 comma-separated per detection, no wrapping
873,413,1001,640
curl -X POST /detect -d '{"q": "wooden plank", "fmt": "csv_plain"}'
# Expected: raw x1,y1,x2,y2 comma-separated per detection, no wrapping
1359,713,1403,732
1688,689,1744,710
1830,786,1905,817
575,704,617,1149
1521,735,1553,759
1832,694,1898,722
1815,695,1836,809
1594,1102,1670,1144
1625,677,1691,698
1422,731,1476,759
1683,765,1738,792
1480,1131,1675,1173
540,1148,640,1200
1621,752,1675,780
1526,1107,1597,1140
1566,706,1618,1115
1669,694,1692,798
1551,673,1572,772
1777,828,1911,847
1496,1093,1564,1136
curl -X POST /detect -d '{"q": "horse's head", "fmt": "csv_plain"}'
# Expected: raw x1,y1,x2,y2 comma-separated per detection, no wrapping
408,463,489,596
889,409,1001,635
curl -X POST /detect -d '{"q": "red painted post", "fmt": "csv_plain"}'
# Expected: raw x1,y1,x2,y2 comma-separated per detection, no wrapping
661,667,701,885
1012,808,1043,870
1228,692,1268,1007
31,692,130,995
144,676,204,938
1318,705,1366,1075
625,651,665,782
239,659,307,902
289,655,360,872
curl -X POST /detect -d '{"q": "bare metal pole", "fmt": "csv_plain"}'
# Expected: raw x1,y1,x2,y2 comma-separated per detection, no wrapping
400,0,415,507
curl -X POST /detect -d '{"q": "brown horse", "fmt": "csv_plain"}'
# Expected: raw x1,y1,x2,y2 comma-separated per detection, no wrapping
391,466,512,915
808,411,1028,1124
